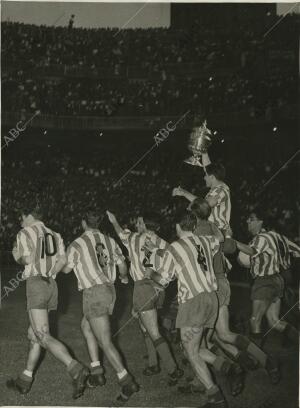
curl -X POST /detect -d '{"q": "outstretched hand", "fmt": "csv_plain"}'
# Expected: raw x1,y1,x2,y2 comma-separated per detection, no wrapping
106,210,116,223
172,186,183,197
144,237,158,252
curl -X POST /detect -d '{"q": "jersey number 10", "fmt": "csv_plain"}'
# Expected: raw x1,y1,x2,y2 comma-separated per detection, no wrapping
40,233,57,259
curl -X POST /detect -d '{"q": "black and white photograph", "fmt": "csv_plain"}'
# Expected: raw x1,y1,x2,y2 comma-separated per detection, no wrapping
0,1,299,407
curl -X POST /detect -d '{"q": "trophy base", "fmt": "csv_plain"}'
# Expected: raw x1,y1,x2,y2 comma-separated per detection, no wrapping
184,156,204,167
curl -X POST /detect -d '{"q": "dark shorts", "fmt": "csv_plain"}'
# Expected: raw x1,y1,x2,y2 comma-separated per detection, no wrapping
216,276,231,308
26,276,58,311
176,291,218,329
251,274,284,303
83,283,116,320
133,279,165,312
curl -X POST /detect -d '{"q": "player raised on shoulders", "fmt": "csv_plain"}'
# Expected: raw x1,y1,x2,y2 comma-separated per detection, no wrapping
173,162,231,237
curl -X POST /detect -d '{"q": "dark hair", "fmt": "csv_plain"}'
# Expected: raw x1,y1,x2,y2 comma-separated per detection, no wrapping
20,203,43,220
83,210,100,229
190,198,211,220
206,163,226,181
249,206,265,222
142,212,161,232
175,211,197,232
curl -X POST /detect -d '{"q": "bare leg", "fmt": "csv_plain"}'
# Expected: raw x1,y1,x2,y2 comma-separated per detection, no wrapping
181,327,215,389
81,316,100,363
139,309,176,374
26,326,42,372
89,315,124,374
29,309,73,367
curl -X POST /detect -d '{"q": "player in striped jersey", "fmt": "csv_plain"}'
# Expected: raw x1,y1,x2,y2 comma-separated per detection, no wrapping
146,211,228,408
236,211,299,347
107,210,183,385
7,205,89,399
173,163,231,237
62,211,138,404
189,199,280,385
267,230,300,275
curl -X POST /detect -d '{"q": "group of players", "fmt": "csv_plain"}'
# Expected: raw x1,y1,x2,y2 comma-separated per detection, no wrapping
7,160,300,408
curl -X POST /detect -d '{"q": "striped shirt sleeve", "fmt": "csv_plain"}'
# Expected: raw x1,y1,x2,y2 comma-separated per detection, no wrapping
157,249,177,285
250,236,273,257
66,243,77,269
285,238,300,258
16,230,32,257
57,233,66,256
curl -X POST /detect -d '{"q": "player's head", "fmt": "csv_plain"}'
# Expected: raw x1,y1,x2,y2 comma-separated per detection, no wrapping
175,210,197,238
19,204,43,227
82,210,100,230
190,198,211,220
136,212,160,233
247,210,264,236
204,163,226,187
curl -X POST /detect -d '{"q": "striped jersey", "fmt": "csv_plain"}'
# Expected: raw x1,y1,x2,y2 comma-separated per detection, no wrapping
157,233,219,304
206,183,231,231
118,230,167,281
14,221,65,279
267,231,300,271
66,230,125,290
249,230,281,278
194,220,236,277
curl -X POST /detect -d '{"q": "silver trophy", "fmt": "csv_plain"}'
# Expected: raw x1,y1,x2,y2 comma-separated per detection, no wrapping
184,121,214,167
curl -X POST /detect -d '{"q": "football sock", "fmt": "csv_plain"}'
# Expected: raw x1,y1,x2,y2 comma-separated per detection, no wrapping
144,333,158,367
67,359,83,379
90,361,101,368
153,337,176,374
283,323,299,344
23,370,33,378
250,332,263,347
117,369,128,381
90,361,103,374
234,334,267,367
212,356,231,374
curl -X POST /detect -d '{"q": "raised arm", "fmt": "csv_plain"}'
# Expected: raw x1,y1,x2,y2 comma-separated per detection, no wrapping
106,210,124,236
172,186,197,203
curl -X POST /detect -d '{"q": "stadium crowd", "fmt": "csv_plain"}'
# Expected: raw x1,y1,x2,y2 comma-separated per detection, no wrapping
2,16,298,118
1,141,299,255
2,73,297,118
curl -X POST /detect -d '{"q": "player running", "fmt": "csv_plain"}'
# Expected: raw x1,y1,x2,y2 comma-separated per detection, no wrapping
62,211,139,404
107,210,183,385
146,210,230,408
189,198,280,384
7,205,89,399
236,211,299,347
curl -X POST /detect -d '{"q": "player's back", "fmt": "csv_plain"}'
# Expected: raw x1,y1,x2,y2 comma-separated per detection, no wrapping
67,230,123,290
119,229,167,281
16,221,64,279
170,233,219,295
